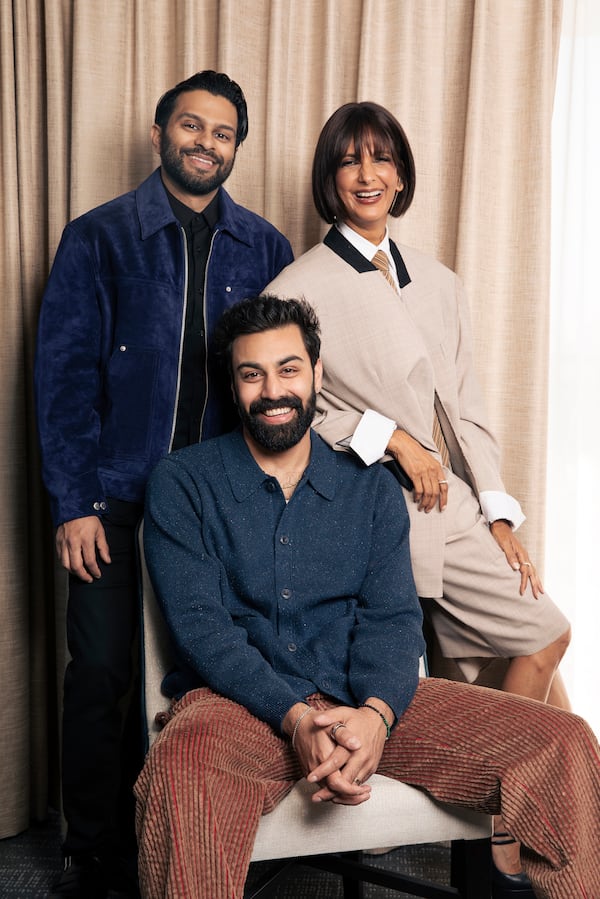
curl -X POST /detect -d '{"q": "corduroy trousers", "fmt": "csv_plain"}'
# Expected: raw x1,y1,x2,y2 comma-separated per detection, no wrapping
134,678,600,899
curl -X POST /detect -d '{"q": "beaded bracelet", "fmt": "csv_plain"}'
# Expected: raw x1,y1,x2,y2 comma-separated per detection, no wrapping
360,703,392,740
291,704,313,750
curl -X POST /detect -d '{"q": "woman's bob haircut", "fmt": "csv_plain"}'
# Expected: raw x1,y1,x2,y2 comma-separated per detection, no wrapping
312,101,416,224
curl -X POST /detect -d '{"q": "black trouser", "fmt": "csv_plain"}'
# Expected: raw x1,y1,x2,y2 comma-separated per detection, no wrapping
61,498,143,858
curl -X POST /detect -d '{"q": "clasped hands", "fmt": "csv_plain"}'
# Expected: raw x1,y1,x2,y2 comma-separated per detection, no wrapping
284,702,389,806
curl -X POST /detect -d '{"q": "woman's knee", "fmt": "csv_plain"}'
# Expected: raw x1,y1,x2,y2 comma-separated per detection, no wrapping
529,627,571,670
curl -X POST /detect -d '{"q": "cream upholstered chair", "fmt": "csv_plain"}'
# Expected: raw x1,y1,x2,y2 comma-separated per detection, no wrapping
137,525,492,899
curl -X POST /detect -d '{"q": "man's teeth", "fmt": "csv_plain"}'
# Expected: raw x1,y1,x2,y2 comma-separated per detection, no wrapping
264,407,292,416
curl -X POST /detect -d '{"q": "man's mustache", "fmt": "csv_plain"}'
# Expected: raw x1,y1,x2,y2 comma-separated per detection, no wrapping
182,146,222,164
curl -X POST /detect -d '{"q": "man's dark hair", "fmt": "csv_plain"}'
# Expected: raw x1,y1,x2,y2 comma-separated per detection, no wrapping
213,295,321,372
154,70,248,146
312,101,416,223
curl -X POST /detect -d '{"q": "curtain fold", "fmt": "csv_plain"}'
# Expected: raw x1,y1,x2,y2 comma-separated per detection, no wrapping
0,0,562,838
546,0,599,736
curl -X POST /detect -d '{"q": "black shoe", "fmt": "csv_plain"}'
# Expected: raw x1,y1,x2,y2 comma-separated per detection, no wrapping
48,855,108,898
492,867,536,897
491,832,535,898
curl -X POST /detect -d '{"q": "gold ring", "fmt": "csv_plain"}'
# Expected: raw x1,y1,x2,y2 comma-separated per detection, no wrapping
522,562,531,567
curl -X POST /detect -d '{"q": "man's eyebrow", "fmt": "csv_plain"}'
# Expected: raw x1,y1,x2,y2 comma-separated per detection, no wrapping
175,111,236,134
236,354,304,371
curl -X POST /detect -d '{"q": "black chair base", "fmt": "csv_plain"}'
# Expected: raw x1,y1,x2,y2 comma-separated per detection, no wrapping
244,839,492,899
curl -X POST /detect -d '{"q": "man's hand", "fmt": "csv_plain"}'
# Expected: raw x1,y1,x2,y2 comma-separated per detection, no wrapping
282,703,365,803
284,700,391,806
387,429,448,513
56,516,111,582
489,520,544,598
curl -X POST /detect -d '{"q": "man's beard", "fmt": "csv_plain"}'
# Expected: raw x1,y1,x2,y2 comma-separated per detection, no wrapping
160,134,235,196
238,390,317,452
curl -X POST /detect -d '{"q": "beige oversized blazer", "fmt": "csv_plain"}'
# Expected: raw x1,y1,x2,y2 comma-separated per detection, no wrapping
267,227,506,596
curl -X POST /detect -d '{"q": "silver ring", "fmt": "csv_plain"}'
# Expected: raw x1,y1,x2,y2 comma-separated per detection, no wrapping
521,561,531,567
438,479,448,485
354,778,362,785
330,722,346,741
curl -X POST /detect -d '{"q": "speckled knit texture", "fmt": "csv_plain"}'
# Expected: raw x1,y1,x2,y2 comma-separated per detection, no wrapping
135,679,600,899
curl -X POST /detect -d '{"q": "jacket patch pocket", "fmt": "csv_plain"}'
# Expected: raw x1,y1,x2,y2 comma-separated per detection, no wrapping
100,345,160,460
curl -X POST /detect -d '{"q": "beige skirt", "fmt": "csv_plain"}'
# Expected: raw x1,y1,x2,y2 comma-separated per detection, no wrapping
416,473,569,667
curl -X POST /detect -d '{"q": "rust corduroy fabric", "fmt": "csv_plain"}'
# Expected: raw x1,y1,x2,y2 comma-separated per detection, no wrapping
135,679,600,899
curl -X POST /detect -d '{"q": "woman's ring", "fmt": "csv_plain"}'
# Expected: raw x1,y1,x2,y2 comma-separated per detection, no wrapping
330,722,346,741
438,479,448,485
521,561,531,567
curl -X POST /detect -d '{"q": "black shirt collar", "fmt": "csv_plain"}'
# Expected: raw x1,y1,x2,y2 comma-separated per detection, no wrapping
164,183,221,231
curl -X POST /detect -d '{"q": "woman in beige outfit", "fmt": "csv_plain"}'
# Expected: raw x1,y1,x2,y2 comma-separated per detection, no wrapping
267,101,572,894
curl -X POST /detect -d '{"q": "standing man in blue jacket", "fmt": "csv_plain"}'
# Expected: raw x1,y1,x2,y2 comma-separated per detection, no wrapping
34,70,293,899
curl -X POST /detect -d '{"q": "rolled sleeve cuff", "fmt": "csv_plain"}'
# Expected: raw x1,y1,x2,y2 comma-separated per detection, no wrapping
349,410,397,466
479,490,526,530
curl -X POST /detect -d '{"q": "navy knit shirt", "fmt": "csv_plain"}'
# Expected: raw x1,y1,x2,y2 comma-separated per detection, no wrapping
144,428,425,732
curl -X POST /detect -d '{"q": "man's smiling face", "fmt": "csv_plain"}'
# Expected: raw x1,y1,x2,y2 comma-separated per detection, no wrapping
152,89,238,206
232,324,322,453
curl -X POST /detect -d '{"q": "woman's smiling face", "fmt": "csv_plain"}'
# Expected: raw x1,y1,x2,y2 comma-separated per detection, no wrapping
334,137,403,243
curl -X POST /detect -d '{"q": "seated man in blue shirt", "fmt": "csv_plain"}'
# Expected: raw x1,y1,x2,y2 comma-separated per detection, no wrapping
135,295,600,899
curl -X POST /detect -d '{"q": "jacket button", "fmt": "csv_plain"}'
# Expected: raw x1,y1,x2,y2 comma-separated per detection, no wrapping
281,588,292,600
225,286,232,293
119,345,127,352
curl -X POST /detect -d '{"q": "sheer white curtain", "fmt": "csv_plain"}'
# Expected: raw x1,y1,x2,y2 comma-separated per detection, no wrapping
547,0,600,735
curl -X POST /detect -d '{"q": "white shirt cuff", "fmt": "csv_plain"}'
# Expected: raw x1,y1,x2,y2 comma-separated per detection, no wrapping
479,490,526,530
348,409,397,466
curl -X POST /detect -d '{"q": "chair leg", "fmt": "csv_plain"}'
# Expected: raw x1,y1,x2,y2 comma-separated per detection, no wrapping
450,838,492,899
243,860,295,898
342,852,364,899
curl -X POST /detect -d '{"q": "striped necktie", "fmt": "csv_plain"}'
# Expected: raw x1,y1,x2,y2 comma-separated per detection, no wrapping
432,395,451,469
371,249,397,291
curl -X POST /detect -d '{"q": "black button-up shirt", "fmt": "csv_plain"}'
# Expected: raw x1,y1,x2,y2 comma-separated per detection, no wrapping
167,190,220,450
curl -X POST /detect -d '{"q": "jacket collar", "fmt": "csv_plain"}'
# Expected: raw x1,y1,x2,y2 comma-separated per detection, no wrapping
323,225,411,288
221,428,337,503
136,167,254,248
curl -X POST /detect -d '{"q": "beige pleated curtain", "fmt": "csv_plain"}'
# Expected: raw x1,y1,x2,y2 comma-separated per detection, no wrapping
0,0,561,838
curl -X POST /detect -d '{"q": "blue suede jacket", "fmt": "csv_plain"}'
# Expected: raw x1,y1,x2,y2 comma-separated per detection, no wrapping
35,168,293,526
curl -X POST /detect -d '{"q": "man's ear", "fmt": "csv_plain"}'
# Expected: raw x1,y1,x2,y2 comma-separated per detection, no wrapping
150,124,162,157
314,358,323,394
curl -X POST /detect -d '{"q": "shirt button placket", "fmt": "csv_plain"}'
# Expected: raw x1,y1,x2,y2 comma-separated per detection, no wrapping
275,525,294,653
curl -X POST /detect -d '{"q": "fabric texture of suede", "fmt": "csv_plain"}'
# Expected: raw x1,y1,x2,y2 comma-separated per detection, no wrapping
35,168,293,525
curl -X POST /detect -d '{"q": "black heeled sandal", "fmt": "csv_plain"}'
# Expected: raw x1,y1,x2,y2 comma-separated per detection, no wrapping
491,832,535,898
